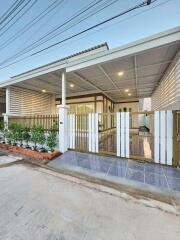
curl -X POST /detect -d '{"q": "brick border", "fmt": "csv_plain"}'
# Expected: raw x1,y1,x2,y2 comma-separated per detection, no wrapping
0,143,61,160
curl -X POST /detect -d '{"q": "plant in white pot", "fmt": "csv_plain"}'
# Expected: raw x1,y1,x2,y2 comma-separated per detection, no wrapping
22,127,31,148
47,124,58,152
37,126,46,152
31,125,40,151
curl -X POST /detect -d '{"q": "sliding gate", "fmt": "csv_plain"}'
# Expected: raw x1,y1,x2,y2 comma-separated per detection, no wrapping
173,111,180,167
67,111,178,166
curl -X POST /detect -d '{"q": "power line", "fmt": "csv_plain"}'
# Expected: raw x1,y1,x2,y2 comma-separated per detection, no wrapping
0,0,33,32
2,0,118,63
27,0,157,56
0,0,38,37
0,0,26,26
0,0,20,21
0,0,165,70
0,0,65,48
0,0,108,63
0,0,103,51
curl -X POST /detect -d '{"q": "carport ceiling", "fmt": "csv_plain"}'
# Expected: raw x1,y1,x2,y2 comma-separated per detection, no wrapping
15,42,180,102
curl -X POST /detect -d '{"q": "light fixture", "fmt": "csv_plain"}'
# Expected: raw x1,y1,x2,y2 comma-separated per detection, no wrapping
118,71,124,76
128,93,132,96
70,83,74,88
125,89,129,92
42,89,46,93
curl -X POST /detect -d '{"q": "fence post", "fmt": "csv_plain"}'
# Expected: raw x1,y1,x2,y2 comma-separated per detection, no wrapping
67,114,75,149
116,112,130,158
154,111,173,165
88,113,99,153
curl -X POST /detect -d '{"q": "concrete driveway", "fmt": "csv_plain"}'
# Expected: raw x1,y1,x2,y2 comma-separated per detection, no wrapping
0,163,180,240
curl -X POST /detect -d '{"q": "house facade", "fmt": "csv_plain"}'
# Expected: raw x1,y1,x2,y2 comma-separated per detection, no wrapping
0,27,179,166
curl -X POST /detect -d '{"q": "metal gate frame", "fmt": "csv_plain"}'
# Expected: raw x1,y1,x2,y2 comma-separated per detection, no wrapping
67,111,177,166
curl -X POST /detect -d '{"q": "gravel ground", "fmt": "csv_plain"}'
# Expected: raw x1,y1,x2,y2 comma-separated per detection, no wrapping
0,163,180,240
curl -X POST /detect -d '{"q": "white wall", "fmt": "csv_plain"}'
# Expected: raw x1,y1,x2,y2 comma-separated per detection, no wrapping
151,49,180,110
7,86,56,115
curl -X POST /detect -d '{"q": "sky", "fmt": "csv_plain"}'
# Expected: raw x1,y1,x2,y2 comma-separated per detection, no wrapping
0,0,179,81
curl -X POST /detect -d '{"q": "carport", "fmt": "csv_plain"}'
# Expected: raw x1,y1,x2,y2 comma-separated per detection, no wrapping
0,27,179,165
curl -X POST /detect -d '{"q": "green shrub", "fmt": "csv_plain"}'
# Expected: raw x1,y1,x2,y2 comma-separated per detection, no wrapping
47,124,58,152
0,121,6,142
38,126,46,148
6,131,12,144
23,127,31,147
16,124,24,146
31,125,46,149
31,125,40,149
9,123,19,145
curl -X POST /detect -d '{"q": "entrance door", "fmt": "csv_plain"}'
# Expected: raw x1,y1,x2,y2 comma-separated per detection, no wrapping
173,111,180,167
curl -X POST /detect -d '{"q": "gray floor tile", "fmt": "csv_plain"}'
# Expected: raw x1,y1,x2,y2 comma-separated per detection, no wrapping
112,159,128,168
145,164,164,175
108,166,127,178
163,167,180,179
93,162,112,174
128,160,144,171
167,177,180,192
145,172,168,189
126,168,144,183
48,151,180,193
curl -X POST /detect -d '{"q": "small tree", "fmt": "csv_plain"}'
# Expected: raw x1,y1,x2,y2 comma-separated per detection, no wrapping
38,126,46,150
6,131,12,145
47,124,58,152
16,124,24,146
23,127,31,148
0,121,6,143
9,123,19,145
31,125,40,150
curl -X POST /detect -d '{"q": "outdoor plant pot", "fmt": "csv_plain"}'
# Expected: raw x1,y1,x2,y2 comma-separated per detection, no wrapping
23,144,31,149
11,143,17,146
38,147,47,153
31,146,38,151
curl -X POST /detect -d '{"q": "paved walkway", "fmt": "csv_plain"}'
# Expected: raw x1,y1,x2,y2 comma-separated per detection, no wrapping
48,151,180,195
0,164,180,240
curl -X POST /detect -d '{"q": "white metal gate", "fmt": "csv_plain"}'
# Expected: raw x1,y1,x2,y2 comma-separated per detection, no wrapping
67,111,174,166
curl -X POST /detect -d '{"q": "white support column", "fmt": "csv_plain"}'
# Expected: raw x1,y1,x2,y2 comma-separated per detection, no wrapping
58,71,68,153
62,71,66,106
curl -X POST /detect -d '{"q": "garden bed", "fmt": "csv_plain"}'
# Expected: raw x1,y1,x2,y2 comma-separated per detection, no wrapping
0,143,61,160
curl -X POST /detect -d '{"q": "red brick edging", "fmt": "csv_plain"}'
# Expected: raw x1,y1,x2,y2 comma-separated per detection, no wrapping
0,143,61,160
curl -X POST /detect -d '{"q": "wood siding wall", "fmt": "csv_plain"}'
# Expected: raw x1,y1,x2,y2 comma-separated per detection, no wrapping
151,50,180,110
8,86,55,115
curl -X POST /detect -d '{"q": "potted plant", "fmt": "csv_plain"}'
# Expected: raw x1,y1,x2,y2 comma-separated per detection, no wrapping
47,124,58,152
16,124,24,147
31,125,40,151
9,123,19,146
22,127,31,148
0,121,6,143
6,130,12,145
37,126,46,152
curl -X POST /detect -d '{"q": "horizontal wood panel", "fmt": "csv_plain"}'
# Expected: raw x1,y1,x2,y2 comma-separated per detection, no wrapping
9,86,55,115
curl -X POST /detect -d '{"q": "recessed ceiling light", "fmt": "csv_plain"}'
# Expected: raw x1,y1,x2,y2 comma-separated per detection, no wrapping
118,71,124,76
42,89,46,93
125,89,129,92
70,83,74,88
128,93,132,96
